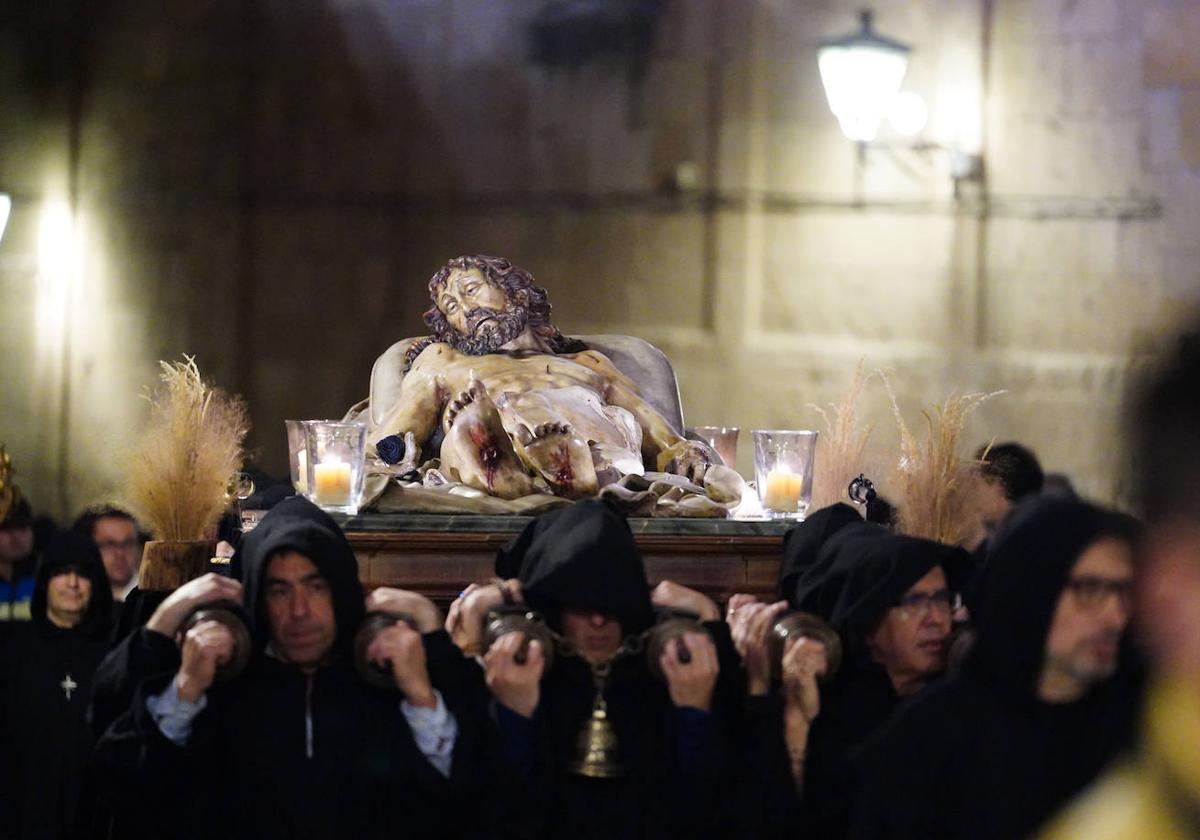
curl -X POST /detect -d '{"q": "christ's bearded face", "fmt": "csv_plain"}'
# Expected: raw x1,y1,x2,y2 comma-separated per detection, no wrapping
435,268,528,355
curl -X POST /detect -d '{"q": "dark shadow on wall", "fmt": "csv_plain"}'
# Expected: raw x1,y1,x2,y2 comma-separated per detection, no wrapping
66,0,462,478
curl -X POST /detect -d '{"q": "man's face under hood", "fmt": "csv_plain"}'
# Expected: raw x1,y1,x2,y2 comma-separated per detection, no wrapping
263,550,337,669
516,500,655,637
866,566,953,695
1040,537,1134,701
0,523,32,564
561,608,624,663
237,500,365,659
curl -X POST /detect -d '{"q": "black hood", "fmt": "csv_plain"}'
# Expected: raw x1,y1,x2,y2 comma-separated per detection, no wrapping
504,500,653,635
793,523,968,651
32,531,113,637
778,503,864,601
236,497,364,658
964,496,1140,701
229,494,336,579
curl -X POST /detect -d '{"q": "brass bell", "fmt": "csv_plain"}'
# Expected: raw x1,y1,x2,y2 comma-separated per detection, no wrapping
178,600,252,684
768,611,843,684
353,610,418,690
567,696,624,778
483,606,556,670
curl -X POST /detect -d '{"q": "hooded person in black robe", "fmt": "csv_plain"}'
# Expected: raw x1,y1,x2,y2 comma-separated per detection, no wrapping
850,497,1145,839
483,499,740,840
0,531,114,840
723,503,868,839
89,494,344,738
91,497,488,840
789,523,968,839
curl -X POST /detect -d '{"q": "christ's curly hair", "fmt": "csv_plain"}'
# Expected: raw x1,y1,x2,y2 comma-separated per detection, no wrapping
405,255,586,368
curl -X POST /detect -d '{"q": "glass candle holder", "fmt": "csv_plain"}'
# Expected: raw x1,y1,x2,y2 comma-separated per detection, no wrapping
285,420,308,494
752,429,818,519
304,420,367,515
688,425,740,470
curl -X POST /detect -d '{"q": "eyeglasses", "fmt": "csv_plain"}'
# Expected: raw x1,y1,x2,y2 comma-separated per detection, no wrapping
1064,576,1134,612
96,538,139,553
894,588,958,620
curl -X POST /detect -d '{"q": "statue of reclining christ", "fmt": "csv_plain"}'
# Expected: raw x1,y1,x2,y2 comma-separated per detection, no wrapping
367,255,719,500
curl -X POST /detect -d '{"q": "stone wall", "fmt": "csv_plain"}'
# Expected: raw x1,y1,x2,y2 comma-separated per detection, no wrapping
0,0,1196,520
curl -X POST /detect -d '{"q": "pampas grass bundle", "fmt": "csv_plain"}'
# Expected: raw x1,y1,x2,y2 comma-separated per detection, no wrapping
882,373,1000,545
809,360,874,512
125,357,249,541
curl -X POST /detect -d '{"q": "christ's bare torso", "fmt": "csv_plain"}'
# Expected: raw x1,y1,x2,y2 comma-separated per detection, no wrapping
373,343,678,498
430,348,616,426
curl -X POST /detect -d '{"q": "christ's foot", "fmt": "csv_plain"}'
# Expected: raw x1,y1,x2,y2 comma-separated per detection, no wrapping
440,380,537,499
514,422,599,500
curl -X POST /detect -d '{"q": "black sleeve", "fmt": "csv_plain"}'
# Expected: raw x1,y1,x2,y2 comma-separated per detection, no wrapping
417,628,536,840
90,673,221,840
645,620,744,840
422,628,488,711
847,697,957,840
483,697,553,840
0,629,16,829
723,693,804,840
669,620,741,788
704,618,747,706
88,626,180,741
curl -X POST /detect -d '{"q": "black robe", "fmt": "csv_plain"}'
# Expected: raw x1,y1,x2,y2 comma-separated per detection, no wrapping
785,524,967,838
0,531,114,840
726,504,872,839
850,497,1145,839
91,499,489,840
491,500,741,840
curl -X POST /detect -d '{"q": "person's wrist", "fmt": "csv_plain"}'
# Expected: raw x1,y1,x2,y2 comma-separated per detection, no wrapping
463,595,496,628
146,606,183,637
404,684,438,709
672,689,713,712
176,671,205,704
500,687,538,718
783,697,815,727
414,608,440,634
747,673,771,696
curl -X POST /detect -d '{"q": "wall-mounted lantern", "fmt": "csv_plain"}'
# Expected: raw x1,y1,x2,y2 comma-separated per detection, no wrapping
817,10,911,144
818,9,983,193
0,194,11,243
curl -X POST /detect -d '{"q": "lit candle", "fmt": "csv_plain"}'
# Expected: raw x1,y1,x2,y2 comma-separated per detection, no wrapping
312,457,352,505
294,450,308,494
763,470,804,513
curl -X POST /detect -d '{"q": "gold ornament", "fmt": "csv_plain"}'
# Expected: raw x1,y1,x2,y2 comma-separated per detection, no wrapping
0,444,23,526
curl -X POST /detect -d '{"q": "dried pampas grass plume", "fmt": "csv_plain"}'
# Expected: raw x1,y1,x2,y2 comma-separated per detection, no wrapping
810,360,874,512
881,372,1002,545
125,357,249,541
